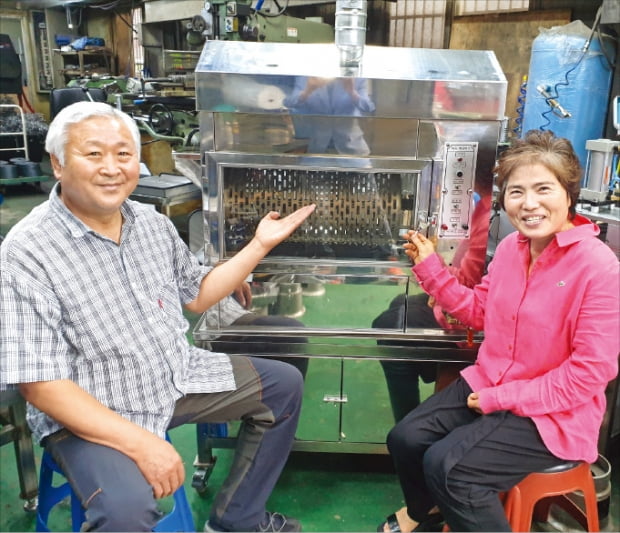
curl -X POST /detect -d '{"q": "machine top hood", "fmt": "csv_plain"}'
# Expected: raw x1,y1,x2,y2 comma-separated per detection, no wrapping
196,40,506,83
195,40,507,120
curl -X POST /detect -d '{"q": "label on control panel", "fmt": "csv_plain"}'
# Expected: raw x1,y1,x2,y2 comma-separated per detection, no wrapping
438,142,478,239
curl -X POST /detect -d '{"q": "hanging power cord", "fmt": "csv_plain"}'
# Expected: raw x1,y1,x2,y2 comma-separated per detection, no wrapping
538,5,608,130
89,0,122,10
594,12,616,71
89,0,139,79
512,75,527,137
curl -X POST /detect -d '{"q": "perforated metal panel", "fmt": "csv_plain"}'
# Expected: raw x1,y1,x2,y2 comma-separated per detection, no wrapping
221,166,418,257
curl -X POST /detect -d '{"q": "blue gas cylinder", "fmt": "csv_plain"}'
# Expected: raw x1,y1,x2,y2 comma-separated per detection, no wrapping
521,21,616,175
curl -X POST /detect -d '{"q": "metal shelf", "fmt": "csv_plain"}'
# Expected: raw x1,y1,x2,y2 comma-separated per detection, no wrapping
0,104,29,161
0,105,51,187
53,48,115,87
0,175,51,186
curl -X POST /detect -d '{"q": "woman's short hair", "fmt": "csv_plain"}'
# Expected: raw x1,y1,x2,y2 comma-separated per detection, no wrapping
495,130,582,217
45,101,141,166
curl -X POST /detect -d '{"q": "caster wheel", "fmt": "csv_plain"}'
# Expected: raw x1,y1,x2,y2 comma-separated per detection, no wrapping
23,496,38,513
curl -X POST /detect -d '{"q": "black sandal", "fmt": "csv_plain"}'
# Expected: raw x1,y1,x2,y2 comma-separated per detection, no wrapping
377,512,444,533
377,513,401,532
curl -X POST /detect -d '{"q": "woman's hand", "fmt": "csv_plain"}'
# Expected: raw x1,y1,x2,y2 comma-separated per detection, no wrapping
467,392,483,414
403,231,435,265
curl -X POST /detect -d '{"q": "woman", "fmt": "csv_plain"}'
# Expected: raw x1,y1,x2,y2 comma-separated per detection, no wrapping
378,130,619,532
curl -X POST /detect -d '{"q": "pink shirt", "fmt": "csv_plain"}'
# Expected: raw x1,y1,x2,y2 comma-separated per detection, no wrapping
413,215,619,463
433,195,492,329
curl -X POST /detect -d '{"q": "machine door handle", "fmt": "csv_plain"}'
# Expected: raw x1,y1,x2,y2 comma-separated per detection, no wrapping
323,394,348,403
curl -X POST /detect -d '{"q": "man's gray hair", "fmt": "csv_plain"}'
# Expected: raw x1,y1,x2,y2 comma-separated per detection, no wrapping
45,101,141,166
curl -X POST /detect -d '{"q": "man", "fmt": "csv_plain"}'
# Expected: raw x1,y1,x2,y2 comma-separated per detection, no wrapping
0,102,315,532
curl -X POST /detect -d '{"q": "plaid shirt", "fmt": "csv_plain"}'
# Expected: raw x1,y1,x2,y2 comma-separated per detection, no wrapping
0,184,234,443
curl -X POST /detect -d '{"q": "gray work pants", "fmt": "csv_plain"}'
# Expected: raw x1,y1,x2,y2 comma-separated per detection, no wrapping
44,355,303,532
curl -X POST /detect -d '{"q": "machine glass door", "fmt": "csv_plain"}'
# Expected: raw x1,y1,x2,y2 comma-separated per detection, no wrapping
205,152,432,265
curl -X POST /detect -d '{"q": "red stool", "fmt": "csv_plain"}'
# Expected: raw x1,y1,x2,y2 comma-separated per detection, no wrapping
503,461,599,532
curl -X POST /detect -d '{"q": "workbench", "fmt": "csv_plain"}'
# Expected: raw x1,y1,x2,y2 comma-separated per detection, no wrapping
0,175,52,190
129,173,201,218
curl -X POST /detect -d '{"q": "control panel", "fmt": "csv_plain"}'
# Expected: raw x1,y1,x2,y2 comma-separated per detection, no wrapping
438,142,478,239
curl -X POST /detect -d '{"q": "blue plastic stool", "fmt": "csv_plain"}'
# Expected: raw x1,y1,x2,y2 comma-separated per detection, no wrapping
36,434,195,532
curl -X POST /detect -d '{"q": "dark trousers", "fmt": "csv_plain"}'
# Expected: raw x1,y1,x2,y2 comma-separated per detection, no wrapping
44,356,302,532
387,377,566,532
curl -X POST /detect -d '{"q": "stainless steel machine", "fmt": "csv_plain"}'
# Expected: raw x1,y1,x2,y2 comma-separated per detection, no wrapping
187,40,507,475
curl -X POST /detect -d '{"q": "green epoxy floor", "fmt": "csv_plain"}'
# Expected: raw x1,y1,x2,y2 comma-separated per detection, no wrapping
1,180,619,532
0,423,406,532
